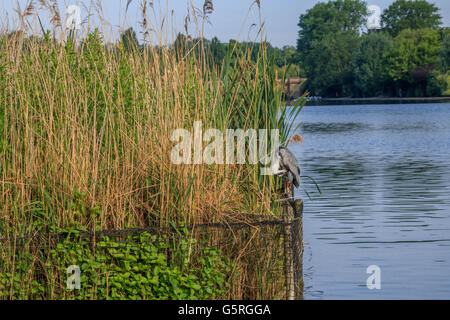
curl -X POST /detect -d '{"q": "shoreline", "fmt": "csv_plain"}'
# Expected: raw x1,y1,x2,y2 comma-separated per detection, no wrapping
285,96,450,106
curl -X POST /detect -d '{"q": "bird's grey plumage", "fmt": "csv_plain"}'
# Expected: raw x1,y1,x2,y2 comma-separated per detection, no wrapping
274,146,300,188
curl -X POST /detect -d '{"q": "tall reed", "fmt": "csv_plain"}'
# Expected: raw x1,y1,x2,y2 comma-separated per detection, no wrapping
0,0,305,299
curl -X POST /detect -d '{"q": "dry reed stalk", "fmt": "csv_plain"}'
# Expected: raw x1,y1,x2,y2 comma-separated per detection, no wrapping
0,1,290,299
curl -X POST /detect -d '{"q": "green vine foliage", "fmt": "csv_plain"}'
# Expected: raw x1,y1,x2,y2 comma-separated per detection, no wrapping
0,231,233,300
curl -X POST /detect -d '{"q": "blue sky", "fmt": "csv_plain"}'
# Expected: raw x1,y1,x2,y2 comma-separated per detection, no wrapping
0,0,449,47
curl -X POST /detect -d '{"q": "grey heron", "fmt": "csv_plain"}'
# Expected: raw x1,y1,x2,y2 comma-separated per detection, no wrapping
271,146,301,193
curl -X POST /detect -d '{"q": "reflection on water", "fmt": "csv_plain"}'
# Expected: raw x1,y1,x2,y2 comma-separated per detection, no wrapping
293,103,450,299
301,122,371,134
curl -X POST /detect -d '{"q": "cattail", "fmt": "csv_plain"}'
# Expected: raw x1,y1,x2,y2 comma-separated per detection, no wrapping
126,0,133,13
24,1,35,17
203,0,214,16
37,0,47,8
184,14,190,37
289,134,304,146
13,0,35,29
48,0,61,28
140,1,149,38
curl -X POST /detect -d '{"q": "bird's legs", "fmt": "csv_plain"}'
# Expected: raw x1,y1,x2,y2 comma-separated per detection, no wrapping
275,170,289,193
284,180,294,199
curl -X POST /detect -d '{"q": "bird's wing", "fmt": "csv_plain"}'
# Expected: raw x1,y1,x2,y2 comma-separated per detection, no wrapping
279,147,301,187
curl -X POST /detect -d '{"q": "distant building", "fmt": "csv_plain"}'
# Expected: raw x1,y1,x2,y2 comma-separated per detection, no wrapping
284,78,307,101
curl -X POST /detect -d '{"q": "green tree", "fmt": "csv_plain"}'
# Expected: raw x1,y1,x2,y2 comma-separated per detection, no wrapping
276,46,303,78
440,31,450,73
385,28,441,96
381,0,442,37
306,31,360,96
209,36,226,65
353,32,394,96
297,0,367,57
297,0,367,96
426,71,447,96
280,46,299,65
121,27,139,52
278,64,304,78
173,33,190,58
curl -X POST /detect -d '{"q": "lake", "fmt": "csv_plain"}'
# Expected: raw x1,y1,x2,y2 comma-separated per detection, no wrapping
293,103,450,299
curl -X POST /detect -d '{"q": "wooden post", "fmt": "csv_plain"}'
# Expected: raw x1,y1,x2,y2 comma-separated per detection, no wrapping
282,185,304,300
282,185,295,300
292,199,303,299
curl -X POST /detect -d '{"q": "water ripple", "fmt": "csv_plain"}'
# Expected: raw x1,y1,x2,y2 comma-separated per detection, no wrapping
294,103,450,299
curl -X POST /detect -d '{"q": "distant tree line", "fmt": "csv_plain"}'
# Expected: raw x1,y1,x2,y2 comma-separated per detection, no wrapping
118,0,450,98
296,0,450,98
100,27,304,80
170,34,304,79
9,0,448,99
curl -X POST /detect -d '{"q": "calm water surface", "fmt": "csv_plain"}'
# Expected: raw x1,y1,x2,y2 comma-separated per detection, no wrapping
293,103,450,299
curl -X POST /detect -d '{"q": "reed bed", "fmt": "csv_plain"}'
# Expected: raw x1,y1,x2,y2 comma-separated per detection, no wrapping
0,0,304,299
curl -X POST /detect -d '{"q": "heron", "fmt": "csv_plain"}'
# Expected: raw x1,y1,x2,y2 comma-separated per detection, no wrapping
271,145,301,195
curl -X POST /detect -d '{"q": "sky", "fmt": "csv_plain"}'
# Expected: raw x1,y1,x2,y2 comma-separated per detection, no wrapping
0,0,449,48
